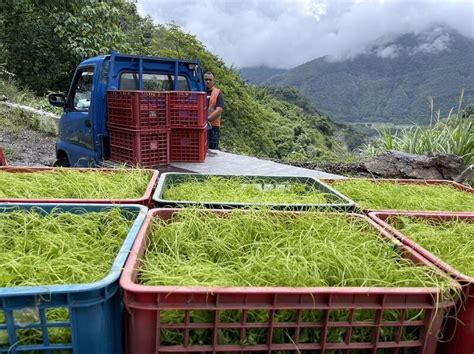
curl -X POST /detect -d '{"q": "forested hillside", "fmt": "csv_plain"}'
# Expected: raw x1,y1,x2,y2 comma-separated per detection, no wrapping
252,87,348,161
243,29,474,124
0,0,346,162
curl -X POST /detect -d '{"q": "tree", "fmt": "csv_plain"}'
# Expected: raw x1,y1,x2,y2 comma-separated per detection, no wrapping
0,0,128,93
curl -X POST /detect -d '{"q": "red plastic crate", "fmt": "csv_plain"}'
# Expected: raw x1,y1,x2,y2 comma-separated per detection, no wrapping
168,91,207,128
0,166,158,205
368,211,474,354
170,127,207,162
120,208,456,354
109,126,170,167
107,90,168,129
0,147,6,166
323,178,474,213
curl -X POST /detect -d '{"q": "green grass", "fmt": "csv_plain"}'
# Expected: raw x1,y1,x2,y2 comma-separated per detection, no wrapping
388,216,474,277
0,104,58,136
329,179,474,212
0,168,153,199
0,78,61,135
382,118,471,163
162,176,331,205
0,77,61,114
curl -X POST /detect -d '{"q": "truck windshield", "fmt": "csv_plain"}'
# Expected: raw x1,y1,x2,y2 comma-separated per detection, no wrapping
119,73,189,91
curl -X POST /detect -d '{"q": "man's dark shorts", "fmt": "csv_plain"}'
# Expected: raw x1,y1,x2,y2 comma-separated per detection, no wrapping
208,127,220,150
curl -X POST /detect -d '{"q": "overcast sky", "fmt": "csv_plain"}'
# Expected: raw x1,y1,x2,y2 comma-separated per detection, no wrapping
136,0,474,69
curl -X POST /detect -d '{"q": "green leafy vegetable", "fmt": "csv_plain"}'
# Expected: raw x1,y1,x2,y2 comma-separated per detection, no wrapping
388,216,474,277
163,176,329,205
0,208,133,286
329,180,473,211
0,168,153,199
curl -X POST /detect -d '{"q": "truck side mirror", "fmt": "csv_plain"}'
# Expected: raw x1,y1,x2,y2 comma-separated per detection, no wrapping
48,93,67,109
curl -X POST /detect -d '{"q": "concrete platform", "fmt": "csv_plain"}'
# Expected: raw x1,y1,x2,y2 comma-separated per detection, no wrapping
170,150,343,179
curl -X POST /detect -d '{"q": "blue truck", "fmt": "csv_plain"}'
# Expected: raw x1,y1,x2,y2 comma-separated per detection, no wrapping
48,51,206,167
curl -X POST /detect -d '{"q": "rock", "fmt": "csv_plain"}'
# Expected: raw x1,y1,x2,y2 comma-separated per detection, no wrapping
271,150,467,181
362,150,465,180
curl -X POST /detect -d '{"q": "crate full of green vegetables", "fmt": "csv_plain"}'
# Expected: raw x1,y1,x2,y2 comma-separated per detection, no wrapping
120,208,459,354
368,211,474,354
0,166,159,206
153,173,355,210
324,178,474,213
0,203,147,354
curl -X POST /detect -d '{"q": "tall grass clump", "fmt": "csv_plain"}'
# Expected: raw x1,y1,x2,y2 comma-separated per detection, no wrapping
363,91,474,164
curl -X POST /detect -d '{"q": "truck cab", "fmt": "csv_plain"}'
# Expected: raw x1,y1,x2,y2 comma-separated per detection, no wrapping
48,51,205,167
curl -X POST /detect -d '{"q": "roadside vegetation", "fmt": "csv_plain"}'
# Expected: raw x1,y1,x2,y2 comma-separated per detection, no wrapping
0,70,60,135
362,92,474,164
0,72,60,114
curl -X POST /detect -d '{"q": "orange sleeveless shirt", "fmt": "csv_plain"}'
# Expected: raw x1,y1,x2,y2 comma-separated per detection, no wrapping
208,87,222,127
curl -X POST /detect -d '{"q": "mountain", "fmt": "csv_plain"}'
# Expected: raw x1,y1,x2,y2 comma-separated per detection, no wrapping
242,27,474,124
239,66,287,85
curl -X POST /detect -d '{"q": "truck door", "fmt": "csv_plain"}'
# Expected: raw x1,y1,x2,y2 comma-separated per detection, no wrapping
58,66,96,166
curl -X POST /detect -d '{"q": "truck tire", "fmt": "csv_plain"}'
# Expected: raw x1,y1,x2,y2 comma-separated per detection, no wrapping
53,157,70,167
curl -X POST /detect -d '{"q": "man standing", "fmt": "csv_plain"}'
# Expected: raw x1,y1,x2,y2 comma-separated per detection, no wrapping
204,71,224,150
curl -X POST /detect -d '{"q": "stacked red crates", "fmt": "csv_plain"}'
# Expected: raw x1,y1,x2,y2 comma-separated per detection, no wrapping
107,91,169,167
168,91,207,162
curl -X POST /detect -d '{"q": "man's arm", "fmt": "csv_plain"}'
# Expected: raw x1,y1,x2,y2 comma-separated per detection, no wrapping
208,107,223,122
208,92,224,122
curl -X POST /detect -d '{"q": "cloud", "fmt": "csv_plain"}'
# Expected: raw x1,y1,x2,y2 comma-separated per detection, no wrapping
375,44,401,58
411,33,451,54
136,0,474,68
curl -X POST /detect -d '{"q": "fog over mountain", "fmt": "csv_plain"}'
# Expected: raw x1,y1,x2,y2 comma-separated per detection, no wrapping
241,27,474,124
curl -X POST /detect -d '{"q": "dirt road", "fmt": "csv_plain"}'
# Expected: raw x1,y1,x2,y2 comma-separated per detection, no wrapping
0,127,56,166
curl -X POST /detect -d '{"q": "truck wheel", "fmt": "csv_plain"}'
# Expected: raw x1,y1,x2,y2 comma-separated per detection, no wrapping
53,157,70,167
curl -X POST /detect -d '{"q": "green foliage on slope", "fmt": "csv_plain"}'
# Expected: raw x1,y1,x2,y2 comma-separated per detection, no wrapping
253,86,347,161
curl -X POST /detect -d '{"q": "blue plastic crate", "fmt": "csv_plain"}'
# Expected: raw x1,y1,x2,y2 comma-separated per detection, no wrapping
0,203,147,354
